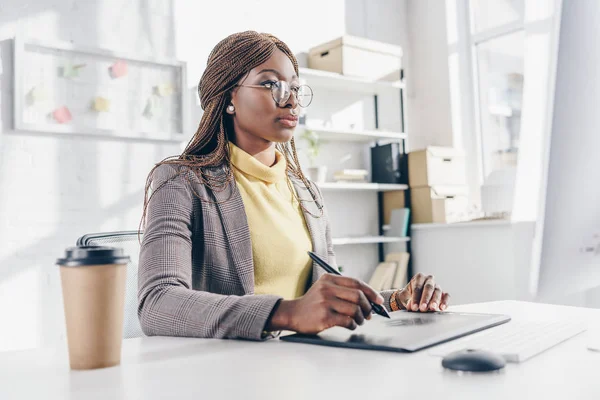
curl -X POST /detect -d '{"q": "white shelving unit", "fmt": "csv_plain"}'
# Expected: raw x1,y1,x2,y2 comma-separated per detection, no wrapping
299,67,404,95
318,182,408,192
297,125,406,143
299,63,411,274
332,236,410,246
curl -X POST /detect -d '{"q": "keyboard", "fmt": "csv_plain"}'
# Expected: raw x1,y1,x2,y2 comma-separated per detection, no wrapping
429,320,587,363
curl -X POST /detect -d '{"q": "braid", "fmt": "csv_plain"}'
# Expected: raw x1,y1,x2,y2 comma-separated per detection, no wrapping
139,31,320,241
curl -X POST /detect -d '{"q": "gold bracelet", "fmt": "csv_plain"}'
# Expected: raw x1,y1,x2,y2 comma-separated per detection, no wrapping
389,290,402,312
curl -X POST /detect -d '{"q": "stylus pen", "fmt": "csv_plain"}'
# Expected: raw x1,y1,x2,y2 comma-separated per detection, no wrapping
308,251,391,319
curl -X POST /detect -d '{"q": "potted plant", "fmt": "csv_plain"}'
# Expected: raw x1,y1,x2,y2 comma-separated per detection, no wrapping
301,129,327,183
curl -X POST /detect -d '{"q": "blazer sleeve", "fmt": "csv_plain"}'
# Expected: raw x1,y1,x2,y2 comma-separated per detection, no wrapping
137,164,283,340
314,182,397,313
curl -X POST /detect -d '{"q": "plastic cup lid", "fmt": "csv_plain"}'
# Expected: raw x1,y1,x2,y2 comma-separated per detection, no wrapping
56,246,130,267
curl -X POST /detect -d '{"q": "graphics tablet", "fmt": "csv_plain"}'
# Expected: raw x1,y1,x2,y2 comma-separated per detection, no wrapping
280,310,511,352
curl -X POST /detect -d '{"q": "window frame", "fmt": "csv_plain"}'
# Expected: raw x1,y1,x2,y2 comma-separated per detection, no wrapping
467,2,526,185
447,0,526,206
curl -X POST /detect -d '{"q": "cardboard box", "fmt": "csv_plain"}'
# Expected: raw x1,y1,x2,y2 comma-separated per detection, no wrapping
408,147,466,187
308,35,403,81
383,191,405,225
411,186,469,224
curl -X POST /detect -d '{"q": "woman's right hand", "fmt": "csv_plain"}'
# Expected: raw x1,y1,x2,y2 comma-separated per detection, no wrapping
267,274,384,334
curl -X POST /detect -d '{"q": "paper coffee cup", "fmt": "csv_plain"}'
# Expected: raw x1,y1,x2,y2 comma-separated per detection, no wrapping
56,246,130,370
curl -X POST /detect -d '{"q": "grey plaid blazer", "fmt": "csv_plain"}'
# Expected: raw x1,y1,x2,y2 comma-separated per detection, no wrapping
138,163,396,341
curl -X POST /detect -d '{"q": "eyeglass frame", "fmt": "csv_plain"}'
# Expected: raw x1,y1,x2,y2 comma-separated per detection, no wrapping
236,80,313,108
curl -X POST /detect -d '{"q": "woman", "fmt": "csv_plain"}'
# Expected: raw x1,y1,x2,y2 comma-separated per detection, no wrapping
138,31,450,340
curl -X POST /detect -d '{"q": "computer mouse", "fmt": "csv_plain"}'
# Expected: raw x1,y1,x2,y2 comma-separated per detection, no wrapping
441,349,506,372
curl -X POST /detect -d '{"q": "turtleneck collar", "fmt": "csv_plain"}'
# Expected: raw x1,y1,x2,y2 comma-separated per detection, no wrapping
229,142,287,184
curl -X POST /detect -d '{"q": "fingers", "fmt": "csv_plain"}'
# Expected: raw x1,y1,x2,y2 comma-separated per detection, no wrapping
428,285,442,311
418,276,436,312
404,273,448,313
332,284,373,320
395,288,412,310
410,273,427,312
325,275,384,305
329,298,365,327
440,292,451,311
334,314,358,330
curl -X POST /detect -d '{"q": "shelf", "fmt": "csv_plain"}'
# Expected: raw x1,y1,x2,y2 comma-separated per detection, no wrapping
299,67,404,95
410,219,519,230
331,236,410,246
297,125,406,142
318,182,408,192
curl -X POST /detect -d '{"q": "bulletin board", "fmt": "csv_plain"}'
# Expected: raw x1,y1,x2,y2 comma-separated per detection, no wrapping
13,37,187,142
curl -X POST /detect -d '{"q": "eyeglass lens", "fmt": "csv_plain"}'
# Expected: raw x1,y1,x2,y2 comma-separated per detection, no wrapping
272,81,313,108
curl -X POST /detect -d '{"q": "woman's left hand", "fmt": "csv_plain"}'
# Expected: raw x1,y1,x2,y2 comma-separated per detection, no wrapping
394,273,450,312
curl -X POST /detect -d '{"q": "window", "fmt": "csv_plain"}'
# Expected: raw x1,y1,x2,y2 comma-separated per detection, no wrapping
447,0,560,220
471,0,524,33
447,0,526,189
470,0,525,180
475,30,524,176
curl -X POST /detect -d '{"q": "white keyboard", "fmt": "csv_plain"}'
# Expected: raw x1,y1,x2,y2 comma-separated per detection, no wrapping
429,320,587,363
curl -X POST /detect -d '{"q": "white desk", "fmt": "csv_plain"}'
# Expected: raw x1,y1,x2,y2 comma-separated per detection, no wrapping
2,301,599,400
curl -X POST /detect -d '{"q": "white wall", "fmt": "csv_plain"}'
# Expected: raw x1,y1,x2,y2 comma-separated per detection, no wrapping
0,0,415,352
0,0,185,352
346,0,455,153
404,0,454,151
411,221,535,305
346,0,409,50
533,0,600,301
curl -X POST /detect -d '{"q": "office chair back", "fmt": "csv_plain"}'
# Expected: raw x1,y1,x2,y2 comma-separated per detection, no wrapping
76,230,145,339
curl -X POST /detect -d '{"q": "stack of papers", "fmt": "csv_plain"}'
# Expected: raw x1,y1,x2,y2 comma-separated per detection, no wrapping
333,169,368,182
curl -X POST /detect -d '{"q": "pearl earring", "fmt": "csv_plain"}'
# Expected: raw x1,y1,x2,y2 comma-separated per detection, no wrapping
227,105,235,114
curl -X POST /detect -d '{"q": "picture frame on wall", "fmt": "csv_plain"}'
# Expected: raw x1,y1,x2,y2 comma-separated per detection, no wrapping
12,36,188,142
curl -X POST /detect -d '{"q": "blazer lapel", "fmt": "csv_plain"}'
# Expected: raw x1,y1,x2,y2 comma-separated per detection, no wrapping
205,165,255,295
203,166,328,295
290,177,328,285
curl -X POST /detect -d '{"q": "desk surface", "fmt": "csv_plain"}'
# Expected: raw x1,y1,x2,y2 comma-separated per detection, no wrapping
2,301,599,400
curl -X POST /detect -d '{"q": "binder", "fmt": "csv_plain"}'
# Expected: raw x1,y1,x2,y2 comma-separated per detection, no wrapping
368,262,397,291
385,252,410,289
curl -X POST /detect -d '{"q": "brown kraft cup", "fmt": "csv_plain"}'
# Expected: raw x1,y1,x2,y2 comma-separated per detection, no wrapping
56,246,130,370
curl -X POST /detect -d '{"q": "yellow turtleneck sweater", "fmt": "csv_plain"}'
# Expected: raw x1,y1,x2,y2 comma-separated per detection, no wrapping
229,142,313,300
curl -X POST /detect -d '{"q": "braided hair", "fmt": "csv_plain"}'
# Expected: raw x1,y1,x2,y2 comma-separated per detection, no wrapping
139,31,320,238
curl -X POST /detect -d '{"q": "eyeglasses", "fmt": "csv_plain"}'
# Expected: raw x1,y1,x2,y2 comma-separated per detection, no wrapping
238,81,313,108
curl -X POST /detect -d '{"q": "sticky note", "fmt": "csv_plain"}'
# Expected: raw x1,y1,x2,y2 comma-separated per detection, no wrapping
27,86,47,105
61,64,78,78
53,106,72,124
154,83,174,97
93,96,110,112
61,62,86,78
109,60,128,79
